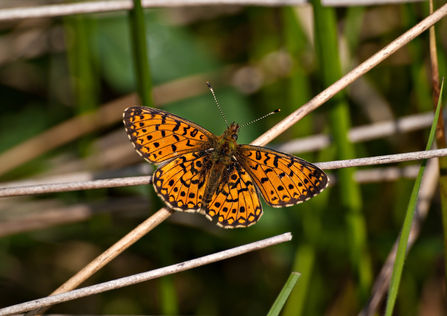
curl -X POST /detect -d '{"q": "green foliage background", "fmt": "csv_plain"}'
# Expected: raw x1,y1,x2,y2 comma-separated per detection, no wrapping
0,2,446,315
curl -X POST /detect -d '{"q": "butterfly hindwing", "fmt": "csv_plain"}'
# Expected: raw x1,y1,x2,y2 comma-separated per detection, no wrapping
203,163,262,228
123,106,215,164
153,151,209,212
237,145,328,207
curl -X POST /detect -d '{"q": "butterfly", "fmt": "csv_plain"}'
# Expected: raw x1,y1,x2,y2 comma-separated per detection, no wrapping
123,90,328,228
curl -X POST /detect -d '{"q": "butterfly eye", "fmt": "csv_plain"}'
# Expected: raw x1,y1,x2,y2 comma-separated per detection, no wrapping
232,134,238,141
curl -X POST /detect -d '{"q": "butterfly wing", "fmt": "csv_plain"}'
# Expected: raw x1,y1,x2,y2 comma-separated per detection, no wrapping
237,145,328,207
153,151,209,212
203,163,263,228
123,106,215,164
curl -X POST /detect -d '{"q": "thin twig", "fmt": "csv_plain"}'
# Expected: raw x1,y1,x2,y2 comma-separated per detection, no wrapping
1,149,445,198
354,165,419,183
0,111,433,192
0,94,137,177
428,0,447,297
0,0,431,22
273,111,435,153
0,165,425,238
0,176,152,197
0,197,149,238
0,232,292,316
0,163,151,188
252,3,447,147
0,0,307,22
22,207,173,316
0,72,217,178
315,148,447,170
323,0,425,6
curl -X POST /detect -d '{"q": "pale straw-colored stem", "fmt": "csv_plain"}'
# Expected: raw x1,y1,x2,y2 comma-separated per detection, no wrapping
0,176,152,197
24,207,173,316
252,2,447,147
0,1,307,21
315,148,447,170
1,149,446,198
0,232,292,316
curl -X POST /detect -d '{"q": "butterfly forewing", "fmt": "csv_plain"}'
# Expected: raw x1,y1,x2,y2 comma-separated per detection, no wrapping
204,164,263,228
237,145,328,207
123,106,215,164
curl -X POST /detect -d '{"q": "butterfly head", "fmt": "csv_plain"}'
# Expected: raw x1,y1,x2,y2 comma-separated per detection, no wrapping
225,122,240,142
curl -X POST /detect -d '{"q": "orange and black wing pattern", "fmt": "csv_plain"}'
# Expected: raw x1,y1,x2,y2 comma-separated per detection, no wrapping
203,163,263,228
123,106,215,164
237,145,328,207
152,151,209,213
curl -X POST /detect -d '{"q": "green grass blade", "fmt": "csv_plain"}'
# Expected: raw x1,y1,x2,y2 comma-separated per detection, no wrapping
311,0,372,301
267,272,301,316
128,0,154,107
385,78,444,316
282,245,315,316
64,14,99,156
64,15,98,114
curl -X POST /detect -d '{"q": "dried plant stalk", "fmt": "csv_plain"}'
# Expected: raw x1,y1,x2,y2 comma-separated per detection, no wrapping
0,232,292,316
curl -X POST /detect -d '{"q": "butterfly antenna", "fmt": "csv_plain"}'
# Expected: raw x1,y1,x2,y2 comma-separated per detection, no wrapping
239,109,281,130
207,82,229,128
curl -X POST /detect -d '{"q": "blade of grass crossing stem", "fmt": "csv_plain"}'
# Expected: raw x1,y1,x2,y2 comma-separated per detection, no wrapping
311,0,372,301
385,79,444,316
267,272,301,316
128,0,153,107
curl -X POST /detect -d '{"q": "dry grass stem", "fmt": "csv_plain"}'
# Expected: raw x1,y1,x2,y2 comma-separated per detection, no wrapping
0,111,433,193
0,72,216,178
2,149,446,198
0,94,138,177
0,232,292,316
0,1,311,22
0,0,429,23
0,165,424,237
315,148,447,170
354,165,419,183
323,0,426,6
359,158,439,316
274,111,434,153
430,0,441,108
0,197,149,238
0,176,151,197
252,3,447,147
0,163,150,188
23,207,173,316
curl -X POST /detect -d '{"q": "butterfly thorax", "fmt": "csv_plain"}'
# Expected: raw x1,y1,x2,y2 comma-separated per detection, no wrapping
201,122,240,208
211,122,240,161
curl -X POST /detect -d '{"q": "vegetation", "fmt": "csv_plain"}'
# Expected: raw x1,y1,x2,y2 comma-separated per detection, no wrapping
0,1,446,315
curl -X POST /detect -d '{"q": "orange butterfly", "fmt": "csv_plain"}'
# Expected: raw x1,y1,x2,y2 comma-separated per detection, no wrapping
123,87,328,228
